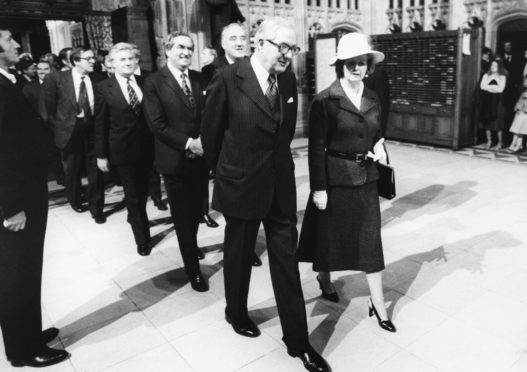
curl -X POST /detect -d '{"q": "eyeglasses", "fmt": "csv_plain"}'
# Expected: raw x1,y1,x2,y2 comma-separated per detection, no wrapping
265,39,300,56
80,57,96,61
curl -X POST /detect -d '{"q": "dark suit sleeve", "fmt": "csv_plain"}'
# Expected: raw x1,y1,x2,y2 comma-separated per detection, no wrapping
308,96,329,191
0,89,24,218
143,76,191,151
201,70,228,171
93,83,108,159
41,73,59,124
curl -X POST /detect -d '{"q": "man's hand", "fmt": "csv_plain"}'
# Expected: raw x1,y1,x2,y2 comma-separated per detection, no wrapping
97,158,110,172
3,211,26,231
189,137,204,157
313,191,328,210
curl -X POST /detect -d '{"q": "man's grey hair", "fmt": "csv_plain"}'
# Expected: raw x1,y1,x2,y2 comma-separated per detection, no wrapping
108,42,136,62
254,17,294,42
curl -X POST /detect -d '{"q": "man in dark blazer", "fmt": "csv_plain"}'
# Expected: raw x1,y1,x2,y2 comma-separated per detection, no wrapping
132,45,167,212
202,22,262,266
201,17,329,372
22,59,52,113
0,28,69,368
94,43,154,256
144,31,209,292
41,47,106,223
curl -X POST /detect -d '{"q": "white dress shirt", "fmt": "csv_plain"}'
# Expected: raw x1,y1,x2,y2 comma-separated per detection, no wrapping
166,62,193,150
114,73,143,104
0,67,17,84
340,79,364,110
72,68,94,117
250,55,277,95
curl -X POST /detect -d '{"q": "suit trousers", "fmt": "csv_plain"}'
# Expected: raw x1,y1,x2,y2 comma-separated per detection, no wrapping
148,165,162,201
162,164,207,276
223,196,310,351
0,169,48,360
62,118,104,215
115,160,151,245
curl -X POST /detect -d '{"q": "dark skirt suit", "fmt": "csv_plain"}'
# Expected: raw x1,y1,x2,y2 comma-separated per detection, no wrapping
297,80,385,274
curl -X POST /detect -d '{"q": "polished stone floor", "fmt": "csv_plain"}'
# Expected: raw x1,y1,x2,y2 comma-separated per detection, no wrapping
1,139,527,372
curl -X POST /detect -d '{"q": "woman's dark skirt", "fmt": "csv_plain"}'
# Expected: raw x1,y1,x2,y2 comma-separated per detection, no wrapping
297,181,385,273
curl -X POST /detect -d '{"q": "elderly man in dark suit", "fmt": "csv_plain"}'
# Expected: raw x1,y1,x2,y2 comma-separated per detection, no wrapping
202,22,262,266
201,17,330,372
94,42,154,256
144,31,209,292
0,28,70,368
41,47,105,223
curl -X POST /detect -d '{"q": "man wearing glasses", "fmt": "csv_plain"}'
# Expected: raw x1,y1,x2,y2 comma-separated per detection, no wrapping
42,48,105,223
201,17,330,372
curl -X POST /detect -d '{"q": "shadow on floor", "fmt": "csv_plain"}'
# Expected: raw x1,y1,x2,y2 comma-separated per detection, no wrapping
56,253,224,348
250,230,520,356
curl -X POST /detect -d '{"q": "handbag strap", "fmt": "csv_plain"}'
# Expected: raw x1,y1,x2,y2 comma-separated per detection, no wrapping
383,142,390,165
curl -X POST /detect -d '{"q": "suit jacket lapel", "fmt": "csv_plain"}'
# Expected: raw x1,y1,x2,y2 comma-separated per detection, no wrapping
360,88,378,114
65,70,77,111
236,59,275,120
108,75,131,109
161,66,192,111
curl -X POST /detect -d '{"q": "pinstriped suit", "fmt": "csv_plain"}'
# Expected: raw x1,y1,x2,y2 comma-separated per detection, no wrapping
201,58,309,350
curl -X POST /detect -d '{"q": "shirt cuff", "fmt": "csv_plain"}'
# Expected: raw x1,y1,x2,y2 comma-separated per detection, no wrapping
185,138,192,150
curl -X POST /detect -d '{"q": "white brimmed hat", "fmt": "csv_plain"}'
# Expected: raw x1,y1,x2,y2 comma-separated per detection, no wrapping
329,32,385,66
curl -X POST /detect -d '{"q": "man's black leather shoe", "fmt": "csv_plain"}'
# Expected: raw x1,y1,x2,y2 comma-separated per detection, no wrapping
153,198,168,211
200,213,219,228
137,242,152,256
225,314,261,338
42,327,59,344
189,273,209,292
70,204,85,213
252,253,262,267
196,247,205,260
10,346,70,368
288,345,331,372
92,214,106,224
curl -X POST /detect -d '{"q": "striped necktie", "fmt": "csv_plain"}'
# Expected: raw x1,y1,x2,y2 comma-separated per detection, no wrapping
265,74,279,113
180,73,195,107
127,77,140,115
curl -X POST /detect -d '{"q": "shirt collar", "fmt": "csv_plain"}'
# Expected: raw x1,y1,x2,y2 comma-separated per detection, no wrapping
0,67,17,84
250,55,274,93
72,67,89,81
225,54,235,65
115,73,136,85
167,62,188,81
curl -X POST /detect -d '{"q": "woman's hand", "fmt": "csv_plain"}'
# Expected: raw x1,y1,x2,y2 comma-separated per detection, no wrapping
313,190,328,210
367,138,387,163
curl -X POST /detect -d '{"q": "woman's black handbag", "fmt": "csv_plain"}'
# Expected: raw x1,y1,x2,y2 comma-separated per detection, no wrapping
377,143,396,199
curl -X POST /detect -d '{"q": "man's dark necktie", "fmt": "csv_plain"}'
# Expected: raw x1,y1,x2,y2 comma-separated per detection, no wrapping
78,76,92,123
180,73,195,107
127,78,140,115
265,74,279,113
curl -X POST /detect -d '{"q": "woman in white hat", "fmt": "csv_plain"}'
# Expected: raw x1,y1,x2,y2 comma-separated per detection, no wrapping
297,32,396,332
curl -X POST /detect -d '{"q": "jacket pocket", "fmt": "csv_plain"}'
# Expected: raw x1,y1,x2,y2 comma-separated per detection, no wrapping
218,163,244,179
326,155,367,187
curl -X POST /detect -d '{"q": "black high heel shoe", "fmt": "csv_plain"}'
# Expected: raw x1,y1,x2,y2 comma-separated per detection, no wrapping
368,298,396,332
316,276,339,303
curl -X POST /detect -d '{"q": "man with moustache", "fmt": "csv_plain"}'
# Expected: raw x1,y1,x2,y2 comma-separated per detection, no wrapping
143,31,209,292
0,28,70,368
42,47,105,223
202,22,262,266
201,17,330,372
94,43,154,256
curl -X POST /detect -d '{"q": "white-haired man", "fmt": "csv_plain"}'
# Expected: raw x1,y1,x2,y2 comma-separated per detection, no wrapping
202,17,330,372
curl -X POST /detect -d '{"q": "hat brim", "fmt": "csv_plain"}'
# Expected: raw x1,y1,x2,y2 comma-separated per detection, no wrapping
329,51,385,66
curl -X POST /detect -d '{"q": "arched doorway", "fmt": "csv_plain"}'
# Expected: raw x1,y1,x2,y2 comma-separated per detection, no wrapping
496,17,527,59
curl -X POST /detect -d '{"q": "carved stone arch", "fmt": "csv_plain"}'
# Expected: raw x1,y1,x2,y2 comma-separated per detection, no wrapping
330,21,362,34
489,10,527,51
